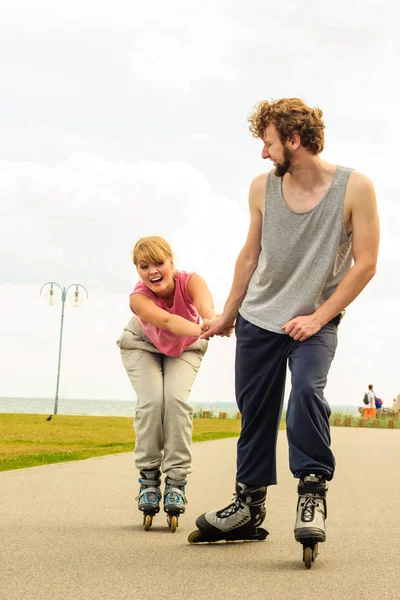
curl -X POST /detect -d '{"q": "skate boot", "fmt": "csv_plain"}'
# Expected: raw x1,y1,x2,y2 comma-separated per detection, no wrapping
188,482,268,544
136,469,162,531
294,474,328,569
163,476,187,532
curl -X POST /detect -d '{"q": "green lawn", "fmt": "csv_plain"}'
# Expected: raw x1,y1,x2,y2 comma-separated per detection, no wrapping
1,413,286,472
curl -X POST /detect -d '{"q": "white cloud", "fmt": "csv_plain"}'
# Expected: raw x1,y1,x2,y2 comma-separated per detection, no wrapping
2,0,229,31
0,154,247,296
129,31,238,93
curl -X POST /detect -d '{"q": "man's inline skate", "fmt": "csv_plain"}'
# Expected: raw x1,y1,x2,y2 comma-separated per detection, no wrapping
163,476,187,532
136,469,162,530
294,474,328,569
188,482,269,544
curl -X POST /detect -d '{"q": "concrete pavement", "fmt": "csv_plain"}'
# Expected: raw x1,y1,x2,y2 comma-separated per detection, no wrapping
1,428,400,600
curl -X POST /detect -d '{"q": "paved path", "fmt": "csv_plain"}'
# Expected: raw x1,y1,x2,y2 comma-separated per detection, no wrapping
1,428,400,600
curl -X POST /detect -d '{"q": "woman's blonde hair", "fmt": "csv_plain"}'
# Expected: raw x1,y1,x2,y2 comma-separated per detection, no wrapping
248,98,325,155
132,236,174,266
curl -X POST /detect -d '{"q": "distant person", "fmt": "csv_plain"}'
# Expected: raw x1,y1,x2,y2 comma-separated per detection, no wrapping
189,97,379,568
392,397,399,410
374,393,383,416
364,384,377,420
116,236,225,531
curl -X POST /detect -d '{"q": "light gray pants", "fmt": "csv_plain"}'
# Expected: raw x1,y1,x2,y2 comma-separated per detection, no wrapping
117,317,207,480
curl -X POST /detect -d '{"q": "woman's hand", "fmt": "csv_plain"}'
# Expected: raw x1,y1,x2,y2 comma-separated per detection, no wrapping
200,314,235,340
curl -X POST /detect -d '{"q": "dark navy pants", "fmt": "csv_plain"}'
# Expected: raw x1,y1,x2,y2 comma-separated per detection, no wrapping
235,314,338,487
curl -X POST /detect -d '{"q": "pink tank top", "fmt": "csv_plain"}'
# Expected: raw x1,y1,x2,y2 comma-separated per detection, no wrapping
130,271,200,357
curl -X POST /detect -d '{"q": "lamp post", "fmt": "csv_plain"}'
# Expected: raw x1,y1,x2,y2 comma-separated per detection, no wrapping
40,282,89,419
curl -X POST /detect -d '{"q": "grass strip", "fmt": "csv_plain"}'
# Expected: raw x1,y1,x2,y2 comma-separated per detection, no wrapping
1,413,286,472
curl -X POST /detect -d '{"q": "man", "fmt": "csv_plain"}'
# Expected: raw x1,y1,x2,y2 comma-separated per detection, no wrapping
365,384,377,419
192,98,379,552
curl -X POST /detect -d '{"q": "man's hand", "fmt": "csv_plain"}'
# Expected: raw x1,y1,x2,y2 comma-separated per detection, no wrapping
282,314,324,342
200,314,235,340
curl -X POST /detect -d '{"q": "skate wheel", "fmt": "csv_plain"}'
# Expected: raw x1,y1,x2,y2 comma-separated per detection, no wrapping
144,514,152,531
169,515,178,533
303,546,314,569
188,529,202,544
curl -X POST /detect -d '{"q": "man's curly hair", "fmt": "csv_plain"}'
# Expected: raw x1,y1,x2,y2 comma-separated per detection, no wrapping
248,98,325,155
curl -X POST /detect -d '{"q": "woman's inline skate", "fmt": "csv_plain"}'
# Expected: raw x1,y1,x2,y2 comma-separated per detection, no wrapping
136,469,162,530
163,476,187,532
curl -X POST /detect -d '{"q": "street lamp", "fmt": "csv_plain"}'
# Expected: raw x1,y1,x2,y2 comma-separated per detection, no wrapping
40,282,89,419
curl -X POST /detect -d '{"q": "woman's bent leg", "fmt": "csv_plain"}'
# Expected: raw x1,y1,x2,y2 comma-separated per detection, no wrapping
120,348,164,471
162,346,205,480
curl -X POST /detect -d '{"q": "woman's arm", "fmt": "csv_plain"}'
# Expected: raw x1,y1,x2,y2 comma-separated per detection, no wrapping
130,294,201,337
187,274,218,320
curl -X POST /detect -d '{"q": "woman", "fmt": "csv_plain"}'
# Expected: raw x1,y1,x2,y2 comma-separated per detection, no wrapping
117,236,220,531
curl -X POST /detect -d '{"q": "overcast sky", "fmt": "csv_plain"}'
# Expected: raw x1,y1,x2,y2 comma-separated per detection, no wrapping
1,0,399,407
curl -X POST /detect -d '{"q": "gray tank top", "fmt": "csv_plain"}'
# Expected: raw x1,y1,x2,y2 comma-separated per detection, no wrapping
239,166,353,334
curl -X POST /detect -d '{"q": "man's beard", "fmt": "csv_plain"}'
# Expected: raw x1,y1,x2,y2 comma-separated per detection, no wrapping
274,147,292,178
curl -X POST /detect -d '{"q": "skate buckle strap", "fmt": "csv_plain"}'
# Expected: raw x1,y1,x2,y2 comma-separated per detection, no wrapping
138,477,160,487
136,485,161,502
298,485,327,497
298,477,327,497
237,486,267,507
165,486,187,505
165,477,187,487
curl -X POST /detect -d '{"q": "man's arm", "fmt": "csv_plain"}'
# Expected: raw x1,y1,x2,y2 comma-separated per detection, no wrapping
200,173,266,339
283,171,379,341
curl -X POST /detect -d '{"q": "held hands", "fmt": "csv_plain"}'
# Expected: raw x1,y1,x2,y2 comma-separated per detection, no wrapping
281,314,324,342
200,314,235,340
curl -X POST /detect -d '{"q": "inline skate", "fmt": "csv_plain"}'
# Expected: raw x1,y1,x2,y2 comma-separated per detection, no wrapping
188,482,268,544
136,469,162,530
294,474,328,569
164,476,187,532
